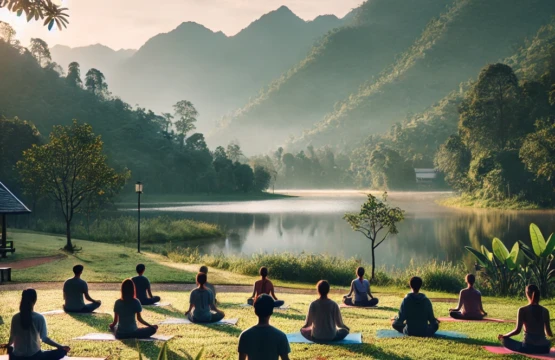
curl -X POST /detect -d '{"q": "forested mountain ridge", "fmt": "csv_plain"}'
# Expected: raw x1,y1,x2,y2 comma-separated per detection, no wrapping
106,6,348,134
211,0,456,152
295,0,555,151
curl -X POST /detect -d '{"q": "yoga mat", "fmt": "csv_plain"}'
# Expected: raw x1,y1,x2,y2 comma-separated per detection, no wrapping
0,357,106,360
73,333,173,342
41,310,108,316
286,332,362,344
438,317,514,323
483,346,555,359
339,304,378,309
239,303,289,310
143,302,171,307
159,317,239,325
376,329,468,339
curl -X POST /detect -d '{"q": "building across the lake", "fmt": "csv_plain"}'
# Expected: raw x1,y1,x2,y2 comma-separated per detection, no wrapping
414,168,438,185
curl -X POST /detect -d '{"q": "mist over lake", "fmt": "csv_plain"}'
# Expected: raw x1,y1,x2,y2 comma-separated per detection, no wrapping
137,191,555,269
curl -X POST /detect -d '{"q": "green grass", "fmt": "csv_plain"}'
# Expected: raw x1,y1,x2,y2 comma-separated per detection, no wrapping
0,289,544,359
439,194,540,210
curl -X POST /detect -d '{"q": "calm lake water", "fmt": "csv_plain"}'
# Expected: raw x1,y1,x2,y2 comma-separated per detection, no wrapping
138,191,555,269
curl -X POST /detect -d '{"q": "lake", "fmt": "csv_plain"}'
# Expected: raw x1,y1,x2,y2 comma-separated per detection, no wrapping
138,191,555,269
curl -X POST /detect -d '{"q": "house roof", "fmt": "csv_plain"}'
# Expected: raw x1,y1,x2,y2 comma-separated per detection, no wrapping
0,182,31,214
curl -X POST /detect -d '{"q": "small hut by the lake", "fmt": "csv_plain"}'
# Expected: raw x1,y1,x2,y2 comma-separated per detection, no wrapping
0,182,31,257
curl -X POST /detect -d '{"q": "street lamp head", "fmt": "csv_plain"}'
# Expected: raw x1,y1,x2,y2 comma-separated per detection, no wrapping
135,181,143,194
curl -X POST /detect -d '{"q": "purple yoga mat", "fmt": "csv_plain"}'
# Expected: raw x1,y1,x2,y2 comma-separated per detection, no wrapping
483,346,555,359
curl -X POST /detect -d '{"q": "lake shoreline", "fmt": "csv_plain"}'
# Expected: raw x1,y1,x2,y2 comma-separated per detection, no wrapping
438,194,543,210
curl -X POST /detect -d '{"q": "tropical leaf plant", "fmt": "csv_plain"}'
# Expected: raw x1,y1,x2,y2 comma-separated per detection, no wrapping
0,0,69,30
518,223,555,297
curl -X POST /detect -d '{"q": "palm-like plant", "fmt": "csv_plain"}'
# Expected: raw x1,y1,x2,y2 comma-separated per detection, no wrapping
518,224,555,297
0,0,69,30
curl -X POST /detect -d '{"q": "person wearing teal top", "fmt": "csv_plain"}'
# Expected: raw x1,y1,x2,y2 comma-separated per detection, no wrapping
109,279,158,339
392,276,439,337
185,272,225,323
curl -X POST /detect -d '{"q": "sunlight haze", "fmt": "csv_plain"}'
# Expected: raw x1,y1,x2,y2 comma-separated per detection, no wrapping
0,0,362,49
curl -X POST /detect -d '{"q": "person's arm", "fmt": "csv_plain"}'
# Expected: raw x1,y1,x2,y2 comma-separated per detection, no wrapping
209,292,224,314
39,318,69,351
367,282,374,300
302,303,314,329
185,291,195,316
479,294,487,316
499,308,523,339
448,291,463,312
428,299,439,324
83,282,100,304
270,282,278,301
345,281,354,298
146,278,154,299
137,313,158,329
392,300,406,326
544,308,553,338
109,313,118,330
250,283,257,299
280,354,290,360
334,304,349,331
238,354,247,360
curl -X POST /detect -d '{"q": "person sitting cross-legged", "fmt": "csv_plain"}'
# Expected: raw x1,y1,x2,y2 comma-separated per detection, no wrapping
238,294,291,360
199,265,217,304
498,284,553,355
3,289,70,360
392,276,440,337
449,274,487,320
132,263,161,306
109,279,158,339
63,264,101,313
343,267,379,307
301,280,350,343
247,267,284,308
185,272,225,323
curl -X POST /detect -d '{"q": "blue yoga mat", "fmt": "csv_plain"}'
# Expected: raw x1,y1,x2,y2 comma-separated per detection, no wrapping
287,332,363,344
376,329,468,339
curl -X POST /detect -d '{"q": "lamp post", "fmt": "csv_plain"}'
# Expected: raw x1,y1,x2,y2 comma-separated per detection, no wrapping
135,181,143,253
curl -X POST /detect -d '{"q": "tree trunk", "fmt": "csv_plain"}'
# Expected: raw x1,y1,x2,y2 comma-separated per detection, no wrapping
66,220,73,251
371,243,376,280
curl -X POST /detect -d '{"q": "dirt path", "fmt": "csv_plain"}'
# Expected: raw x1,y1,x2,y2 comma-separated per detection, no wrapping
0,255,66,270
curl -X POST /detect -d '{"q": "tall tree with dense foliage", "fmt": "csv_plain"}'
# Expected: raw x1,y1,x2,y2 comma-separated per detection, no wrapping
66,62,82,87
173,100,198,145
226,142,244,163
29,38,51,67
344,193,405,280
85,68,108,97
0,0,69,30
17,121,130,251
0,21,16,43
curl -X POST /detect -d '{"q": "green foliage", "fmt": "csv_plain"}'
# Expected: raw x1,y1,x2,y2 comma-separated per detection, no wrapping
29,38,51,67
518,224,555,296
253,165,271,192
85,68,108,98
344,193,405,279
17,121,130,250
0,0,69,30
66,62,82,88
173,100,198,142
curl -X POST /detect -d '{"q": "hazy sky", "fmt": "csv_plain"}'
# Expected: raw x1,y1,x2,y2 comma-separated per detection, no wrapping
0,0,361,50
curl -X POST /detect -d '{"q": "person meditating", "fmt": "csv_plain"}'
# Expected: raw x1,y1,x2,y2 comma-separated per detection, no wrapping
238,294,291,360
132,263,161,305
185,272,225,323
109,279,158,339
392,276,440,337
248,267,284,308
4,289,70,360
498,284,553,354
449,274,487,320
63,264,101,313
343,267,379,307
301,280,350,343
199,265,217,304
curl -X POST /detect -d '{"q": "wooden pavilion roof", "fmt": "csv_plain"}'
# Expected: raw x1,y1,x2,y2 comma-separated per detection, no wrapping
0,182,31,214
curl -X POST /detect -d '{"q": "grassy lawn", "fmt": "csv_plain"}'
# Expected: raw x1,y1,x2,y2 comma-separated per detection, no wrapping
0,290,544,360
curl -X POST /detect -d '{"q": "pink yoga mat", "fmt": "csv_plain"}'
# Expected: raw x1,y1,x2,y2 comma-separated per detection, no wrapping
438,317,514,323
483,346,555,359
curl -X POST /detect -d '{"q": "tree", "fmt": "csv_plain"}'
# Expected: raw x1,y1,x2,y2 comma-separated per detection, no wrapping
29,38,51,67
161,112,173,134
66,62,82,87
226,142,244,163
17,121,130,251
0,21,16,43
173,100,198,145
85,68,108,97
435,135,472,191
233,163,254,193
253,165,271,192
0,0,69,30
344,193,405,280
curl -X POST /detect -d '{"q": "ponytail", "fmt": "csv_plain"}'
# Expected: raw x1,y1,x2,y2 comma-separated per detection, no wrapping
526,284,540,304
19,289,37,330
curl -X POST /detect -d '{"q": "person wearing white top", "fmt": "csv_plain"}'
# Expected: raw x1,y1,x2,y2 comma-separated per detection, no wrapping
343,267,379,307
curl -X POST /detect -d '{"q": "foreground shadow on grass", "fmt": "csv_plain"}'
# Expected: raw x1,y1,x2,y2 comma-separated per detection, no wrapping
68,312,112,333
271,312,306,321
144,305,186,319
332,344,413,360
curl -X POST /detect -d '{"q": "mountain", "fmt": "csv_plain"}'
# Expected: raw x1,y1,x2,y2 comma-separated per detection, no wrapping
107,6,346,134
210,0,457,152
51,44,135,80
294,0,555,150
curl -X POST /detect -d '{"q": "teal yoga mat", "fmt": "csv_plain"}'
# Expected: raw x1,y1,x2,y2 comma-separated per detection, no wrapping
376,329,468,339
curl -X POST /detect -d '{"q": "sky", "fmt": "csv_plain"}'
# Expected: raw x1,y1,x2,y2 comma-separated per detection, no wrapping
0,0,362,50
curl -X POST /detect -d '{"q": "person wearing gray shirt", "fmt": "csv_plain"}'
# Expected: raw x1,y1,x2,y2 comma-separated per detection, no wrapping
63,265,101,313
185,272,225,323
132,264,161,305
238,294,290,360
5,289,70,360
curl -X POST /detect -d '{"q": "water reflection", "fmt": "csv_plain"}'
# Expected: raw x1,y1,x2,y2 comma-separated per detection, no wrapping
138,192,555,269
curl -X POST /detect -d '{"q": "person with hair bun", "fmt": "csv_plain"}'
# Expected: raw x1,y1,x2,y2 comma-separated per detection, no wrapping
301,280,350,343
247,267,284,308
343,267,379,307
4,289,70,360
109,279,158,339
185,272,225,323
449,274,487,320
498,284,553,354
